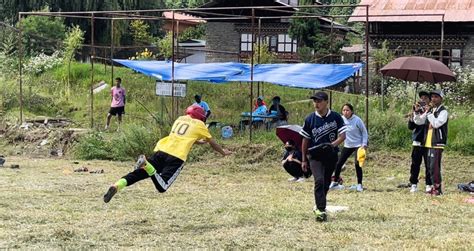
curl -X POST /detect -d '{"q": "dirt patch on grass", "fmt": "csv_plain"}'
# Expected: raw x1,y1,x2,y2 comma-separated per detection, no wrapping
0,121,88,158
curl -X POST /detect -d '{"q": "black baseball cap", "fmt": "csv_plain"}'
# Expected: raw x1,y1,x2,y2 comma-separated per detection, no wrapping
310,91,328,101
194,94,201,99
418,91,430,98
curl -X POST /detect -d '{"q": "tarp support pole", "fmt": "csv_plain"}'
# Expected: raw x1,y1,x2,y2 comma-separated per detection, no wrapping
18,13,23,124
364,5,370,131
250,8,255,142
90,13,95,128
111,18,114,92
171,11,175,121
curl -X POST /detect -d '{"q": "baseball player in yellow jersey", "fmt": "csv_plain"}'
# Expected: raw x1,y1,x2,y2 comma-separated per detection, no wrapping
103,105,232,203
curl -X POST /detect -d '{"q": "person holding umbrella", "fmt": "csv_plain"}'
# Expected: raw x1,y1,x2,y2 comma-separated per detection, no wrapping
300,91,347,222
407,91,432,193
281,139,311,182
413,90,448,196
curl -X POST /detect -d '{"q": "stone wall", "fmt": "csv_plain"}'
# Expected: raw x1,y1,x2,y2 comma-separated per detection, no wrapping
205,22,240,62
463,35,474,67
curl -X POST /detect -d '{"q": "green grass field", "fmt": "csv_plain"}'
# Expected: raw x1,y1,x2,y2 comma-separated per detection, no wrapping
1,150,473,249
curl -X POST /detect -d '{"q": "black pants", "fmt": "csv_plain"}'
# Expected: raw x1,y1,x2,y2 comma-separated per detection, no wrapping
409,146,431,185
122,151,184,193
334,147,363,184
309,151,338,212
426,148,443,193
283,162,312,178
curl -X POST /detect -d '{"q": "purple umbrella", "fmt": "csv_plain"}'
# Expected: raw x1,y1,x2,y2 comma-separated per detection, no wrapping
380,56,455,83
276,125,303,149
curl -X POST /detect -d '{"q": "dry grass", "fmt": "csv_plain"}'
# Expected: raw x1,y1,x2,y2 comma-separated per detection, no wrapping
0,150,473,249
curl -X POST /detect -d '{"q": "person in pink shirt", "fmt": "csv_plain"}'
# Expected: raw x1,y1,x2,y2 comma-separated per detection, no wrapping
105,77,126,130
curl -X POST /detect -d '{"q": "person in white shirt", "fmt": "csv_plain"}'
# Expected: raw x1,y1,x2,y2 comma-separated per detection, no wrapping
413,90,448,196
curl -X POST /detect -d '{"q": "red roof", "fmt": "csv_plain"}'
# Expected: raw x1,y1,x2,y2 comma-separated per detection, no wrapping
163,12,206,24
349,0,474,22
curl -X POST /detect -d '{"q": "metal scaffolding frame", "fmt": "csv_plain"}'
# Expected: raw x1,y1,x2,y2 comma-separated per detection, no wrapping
16,4,446,141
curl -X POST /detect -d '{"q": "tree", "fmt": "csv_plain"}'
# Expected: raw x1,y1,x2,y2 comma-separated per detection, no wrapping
178,24,205,42
19,8,66,56
130,20,154,45
156,32,173,60
289,1,346,62
64,25,85,99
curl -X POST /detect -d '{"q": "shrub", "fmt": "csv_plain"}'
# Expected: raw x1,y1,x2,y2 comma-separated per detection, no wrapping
74,132,111,160
24,51,63,75
74,124,160,161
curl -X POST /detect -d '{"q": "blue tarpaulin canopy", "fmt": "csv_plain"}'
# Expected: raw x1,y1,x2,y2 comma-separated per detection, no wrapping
113,59,248,83
113,59,363,89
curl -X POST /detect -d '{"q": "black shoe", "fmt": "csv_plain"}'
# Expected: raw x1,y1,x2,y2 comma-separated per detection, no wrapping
103,186,117,203
314,209,328,222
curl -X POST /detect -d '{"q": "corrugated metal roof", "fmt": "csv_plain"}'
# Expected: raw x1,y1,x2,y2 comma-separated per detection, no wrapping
349,0,474,22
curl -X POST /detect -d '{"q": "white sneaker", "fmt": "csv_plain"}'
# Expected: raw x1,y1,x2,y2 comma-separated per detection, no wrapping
333,184,345,190
329,181,339,189
350,184,363,192
296,177,306,183
410,184,418,193
288,177,298,182
425,185,433,193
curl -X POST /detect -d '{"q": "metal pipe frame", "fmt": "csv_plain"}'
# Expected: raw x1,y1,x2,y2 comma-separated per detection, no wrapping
17,4,446,139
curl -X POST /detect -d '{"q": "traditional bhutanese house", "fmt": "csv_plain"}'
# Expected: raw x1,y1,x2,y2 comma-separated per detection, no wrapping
349,0,474,67
192,0,352,62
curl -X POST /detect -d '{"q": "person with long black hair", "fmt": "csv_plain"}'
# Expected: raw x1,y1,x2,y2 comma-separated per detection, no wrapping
330,103,368,192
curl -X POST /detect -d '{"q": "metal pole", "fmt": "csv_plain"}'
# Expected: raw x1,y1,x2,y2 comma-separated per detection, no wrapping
257,18,261,97
175,19,180,117
90,13,95,128
171,11,175,121
365,5,370,131
250,8,255,142
440,14,444,63
329,90,333,109
381,77,384,111
330,17,334,63
18,13,23,124
111,19,114,89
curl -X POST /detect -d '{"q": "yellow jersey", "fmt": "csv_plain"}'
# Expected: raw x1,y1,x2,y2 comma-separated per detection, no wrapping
154,115,212,161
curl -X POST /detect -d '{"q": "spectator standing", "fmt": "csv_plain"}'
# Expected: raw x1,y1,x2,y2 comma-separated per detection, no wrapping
414,90,448,196
105,77,126,130
407,91,432,193
330,103,368,192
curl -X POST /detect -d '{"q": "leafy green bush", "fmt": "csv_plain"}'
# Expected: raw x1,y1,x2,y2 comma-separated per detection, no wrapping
109,124,158,161
74,124,160,161
74,132,111,160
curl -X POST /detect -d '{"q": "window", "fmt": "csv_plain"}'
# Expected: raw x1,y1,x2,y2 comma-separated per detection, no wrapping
451,49,462,67
277,34,297,53
240,33,253,52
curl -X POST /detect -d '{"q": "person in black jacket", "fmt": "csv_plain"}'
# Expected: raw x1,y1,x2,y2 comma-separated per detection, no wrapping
407,91,432,193
414,90,449,196
281,140,311,182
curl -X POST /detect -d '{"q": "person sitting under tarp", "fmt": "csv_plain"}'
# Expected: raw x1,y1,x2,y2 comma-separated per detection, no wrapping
267,96,288,128
240,96,267,130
